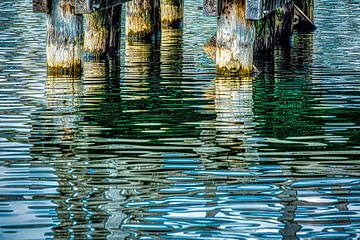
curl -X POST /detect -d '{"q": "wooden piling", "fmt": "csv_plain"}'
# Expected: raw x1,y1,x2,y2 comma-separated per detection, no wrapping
216,0,255,75
275,1,294,44
293,4,316,31
254,12,275,53
47,0,83,75
160,0,184,27
84,5,122,58
295,0,314,22
126,0,161,41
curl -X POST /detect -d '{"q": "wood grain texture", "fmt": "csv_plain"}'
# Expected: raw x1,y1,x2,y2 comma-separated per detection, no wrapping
126,0,161,40
47,0,83,75
75,0,92,14
216,0,255,75
274,1,294,43
160,0,184,26
84,4,122,57
295,0,314,21
33,0,51,13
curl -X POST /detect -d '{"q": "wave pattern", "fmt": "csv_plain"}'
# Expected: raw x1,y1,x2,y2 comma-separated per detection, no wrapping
0,0,360,239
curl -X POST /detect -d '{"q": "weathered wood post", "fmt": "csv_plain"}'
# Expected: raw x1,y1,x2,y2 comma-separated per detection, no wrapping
84,4,122,58
294,0,315,31
126,0,161,41
210,0,295,74
295,0,314,22
216,0,256,75
275,1,294,43
46,0,83,75
160,0,184,27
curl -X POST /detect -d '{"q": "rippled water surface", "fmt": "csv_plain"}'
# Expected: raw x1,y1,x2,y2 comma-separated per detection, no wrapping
1,0,360,239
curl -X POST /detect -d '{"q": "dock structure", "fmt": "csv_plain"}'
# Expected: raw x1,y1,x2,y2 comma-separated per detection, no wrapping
33,0,315,76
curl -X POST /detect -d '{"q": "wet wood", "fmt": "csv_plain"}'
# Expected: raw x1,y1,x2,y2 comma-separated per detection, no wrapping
254,12,275,53
295,0,314,22
126,0,161,41
294,4,316,31
47,0,83,76
160,0,184,27
84,4,122,58
216,0,295,74
75,0,92,14
274,1,294,43
33,0,51,13
216,0,255,75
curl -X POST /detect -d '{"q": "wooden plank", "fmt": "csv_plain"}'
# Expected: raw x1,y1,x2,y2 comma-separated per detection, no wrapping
33,0,51,13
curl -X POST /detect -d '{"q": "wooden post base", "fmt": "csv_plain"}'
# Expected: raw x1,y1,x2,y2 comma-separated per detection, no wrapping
215,0,295,75
216,0,255,75
295,0,314,22
126,0,161,41
47,0,83,76
275,1,294,44
84,5,122,58
160,0,184,27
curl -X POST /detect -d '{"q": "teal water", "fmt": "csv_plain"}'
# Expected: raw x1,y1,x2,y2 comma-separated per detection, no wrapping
1,0,360,239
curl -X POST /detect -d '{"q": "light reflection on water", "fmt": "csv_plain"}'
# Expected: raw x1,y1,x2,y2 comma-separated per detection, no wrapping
1,0,360,239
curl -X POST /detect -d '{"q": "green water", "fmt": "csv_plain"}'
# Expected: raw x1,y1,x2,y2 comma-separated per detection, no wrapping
0,0,360,239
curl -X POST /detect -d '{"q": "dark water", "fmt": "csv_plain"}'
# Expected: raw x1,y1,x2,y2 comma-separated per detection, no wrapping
1,0,360,239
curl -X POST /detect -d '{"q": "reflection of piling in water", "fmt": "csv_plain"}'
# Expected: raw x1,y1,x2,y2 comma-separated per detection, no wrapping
39,75,84,239
215,77,256,156
197,76,257,170
31,62,123,239
46,0,83,76
160,27,183,76
126,0,161,41
84,5,122,58
104,190,129,240
124,41,152,79
123,40,161,101
160,0,184,27
279,180,301,240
